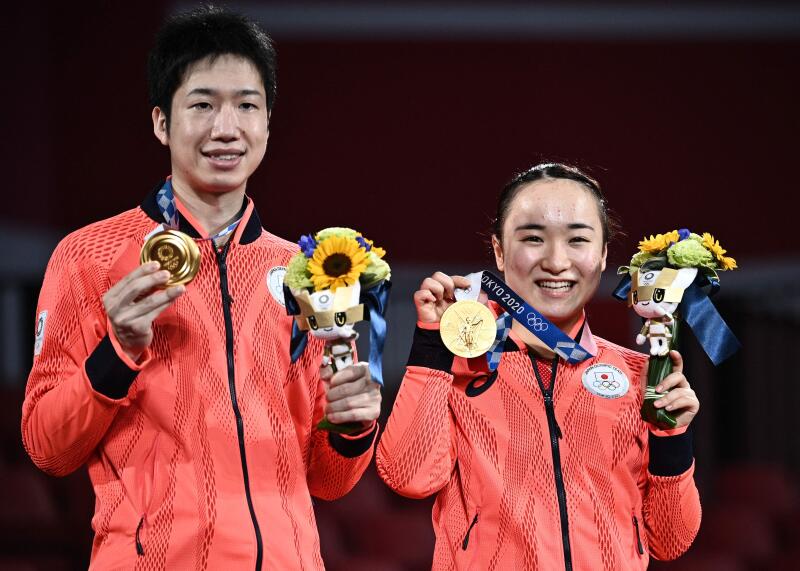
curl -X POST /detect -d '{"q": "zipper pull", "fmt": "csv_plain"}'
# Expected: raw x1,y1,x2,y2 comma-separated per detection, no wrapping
554,418,563,439
136,516,145,556
462,513,479,550
632,515,644,555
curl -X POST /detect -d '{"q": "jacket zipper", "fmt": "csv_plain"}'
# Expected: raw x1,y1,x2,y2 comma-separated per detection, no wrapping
215,243,264,571
633,514,644,555
135,515,145,556
462,513,479,550
529,353,572,571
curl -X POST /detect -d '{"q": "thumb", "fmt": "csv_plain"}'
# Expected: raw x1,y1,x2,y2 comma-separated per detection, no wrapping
669,350,684,374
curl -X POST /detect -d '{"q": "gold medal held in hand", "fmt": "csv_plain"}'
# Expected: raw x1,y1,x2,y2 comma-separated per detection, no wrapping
440,300,497,358
140,230,201,286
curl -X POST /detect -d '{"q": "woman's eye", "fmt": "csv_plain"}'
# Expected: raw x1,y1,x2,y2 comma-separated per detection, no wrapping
522,235,543,243
569,236,590,244
191,102,212,110
239,102,258,111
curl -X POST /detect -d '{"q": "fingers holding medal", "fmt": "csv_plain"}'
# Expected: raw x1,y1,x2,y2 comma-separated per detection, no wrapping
414,272,471,323
414,272,497,358
140,230,201,286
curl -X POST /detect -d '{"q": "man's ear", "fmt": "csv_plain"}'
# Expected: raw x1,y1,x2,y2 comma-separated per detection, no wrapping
492,235,505,272
152,107,169,146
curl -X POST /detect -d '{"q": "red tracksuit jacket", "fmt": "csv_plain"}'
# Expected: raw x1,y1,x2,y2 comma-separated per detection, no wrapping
23,184,376,570
377,309,701,570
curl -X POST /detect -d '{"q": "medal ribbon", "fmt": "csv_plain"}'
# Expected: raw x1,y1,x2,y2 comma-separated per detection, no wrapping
156,179,243,242
480,271,593,364
486,312,513,371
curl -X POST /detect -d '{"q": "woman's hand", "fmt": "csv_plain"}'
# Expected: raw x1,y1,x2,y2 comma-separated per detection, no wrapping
652,350,700,429
413,272,472,324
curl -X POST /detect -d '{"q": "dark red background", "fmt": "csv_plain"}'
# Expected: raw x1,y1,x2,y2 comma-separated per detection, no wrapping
3,2,798,570
5,3,798,268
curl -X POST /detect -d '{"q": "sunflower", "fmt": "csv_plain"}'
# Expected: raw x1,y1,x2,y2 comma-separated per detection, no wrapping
308,235,368,291
720,256,738,271
702,232,726,258
638,230,680,254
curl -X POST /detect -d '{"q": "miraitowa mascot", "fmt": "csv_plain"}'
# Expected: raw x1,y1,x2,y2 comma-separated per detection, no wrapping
614,229,740,429
282,227,391,433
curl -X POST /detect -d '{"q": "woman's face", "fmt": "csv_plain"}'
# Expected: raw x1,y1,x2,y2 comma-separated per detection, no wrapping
493,178,607,333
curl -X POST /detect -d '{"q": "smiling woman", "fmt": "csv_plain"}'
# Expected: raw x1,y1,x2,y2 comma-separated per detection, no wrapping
377,162,702,570
490,166,610,348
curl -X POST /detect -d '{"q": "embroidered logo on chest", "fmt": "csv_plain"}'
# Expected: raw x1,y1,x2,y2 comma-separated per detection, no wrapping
267,266,287,306
581,363,630,399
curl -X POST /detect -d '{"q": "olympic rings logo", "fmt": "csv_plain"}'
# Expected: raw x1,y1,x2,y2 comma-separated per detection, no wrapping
593,379,620,390
527,314,549,331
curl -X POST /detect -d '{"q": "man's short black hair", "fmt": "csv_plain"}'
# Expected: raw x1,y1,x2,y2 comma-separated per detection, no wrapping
147,4,277,125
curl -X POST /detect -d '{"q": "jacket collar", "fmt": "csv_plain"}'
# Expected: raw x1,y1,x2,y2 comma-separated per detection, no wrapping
140,180,263,245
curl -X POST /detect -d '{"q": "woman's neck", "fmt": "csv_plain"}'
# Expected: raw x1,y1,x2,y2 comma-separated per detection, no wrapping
511,313,583,358
512,321,555,358
171,179,244,238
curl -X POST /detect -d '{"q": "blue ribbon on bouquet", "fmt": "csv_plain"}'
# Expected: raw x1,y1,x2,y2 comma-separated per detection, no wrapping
284,281,392,386
612,273,740,366
480,271,593,364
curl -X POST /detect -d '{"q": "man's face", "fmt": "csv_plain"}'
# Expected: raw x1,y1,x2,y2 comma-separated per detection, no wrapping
152,54,269,196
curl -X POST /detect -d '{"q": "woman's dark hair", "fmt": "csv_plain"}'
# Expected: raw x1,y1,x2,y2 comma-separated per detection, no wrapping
147,4,278,127
491,162,620,246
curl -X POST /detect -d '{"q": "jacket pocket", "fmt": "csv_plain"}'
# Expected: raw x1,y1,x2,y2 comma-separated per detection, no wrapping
132,433,163,556
632,513,645,556
462,512,479,550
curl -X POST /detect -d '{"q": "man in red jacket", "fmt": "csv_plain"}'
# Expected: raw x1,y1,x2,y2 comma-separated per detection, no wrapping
22,6,380,569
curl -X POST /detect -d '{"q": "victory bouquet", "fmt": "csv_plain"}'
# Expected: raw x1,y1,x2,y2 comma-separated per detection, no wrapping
283,227,391,434
614,229,740,429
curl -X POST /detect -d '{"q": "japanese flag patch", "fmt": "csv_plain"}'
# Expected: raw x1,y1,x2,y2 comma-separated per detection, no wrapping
34,310,48,356
581,363,629,399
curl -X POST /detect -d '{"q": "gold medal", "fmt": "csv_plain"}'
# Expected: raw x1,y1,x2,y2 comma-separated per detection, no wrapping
440,300,497,358
140,230,201,286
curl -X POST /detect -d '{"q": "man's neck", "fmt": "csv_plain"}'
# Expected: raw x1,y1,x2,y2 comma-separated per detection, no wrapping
171,179,245,238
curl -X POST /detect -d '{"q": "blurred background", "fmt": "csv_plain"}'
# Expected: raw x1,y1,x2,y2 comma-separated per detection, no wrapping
2,0,799,569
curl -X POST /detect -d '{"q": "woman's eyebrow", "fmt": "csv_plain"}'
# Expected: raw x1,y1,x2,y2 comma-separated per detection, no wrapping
515,223,545,232
514,222,596,232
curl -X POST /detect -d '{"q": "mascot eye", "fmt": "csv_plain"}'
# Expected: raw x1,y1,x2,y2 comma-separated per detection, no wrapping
308,315,319,330
653,288,665,303
334,312,347,327
632,290,639,303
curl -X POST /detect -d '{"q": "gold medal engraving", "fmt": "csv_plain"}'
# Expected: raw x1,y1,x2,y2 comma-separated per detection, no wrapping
440,300,496,358
140,230,201,286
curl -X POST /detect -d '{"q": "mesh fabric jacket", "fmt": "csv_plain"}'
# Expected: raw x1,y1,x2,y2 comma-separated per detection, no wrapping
22,185,376,570
377,312,700,571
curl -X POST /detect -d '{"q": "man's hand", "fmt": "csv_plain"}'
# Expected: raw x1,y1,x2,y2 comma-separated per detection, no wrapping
103,262,185,361
321,362,381,427
652,350,700,429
